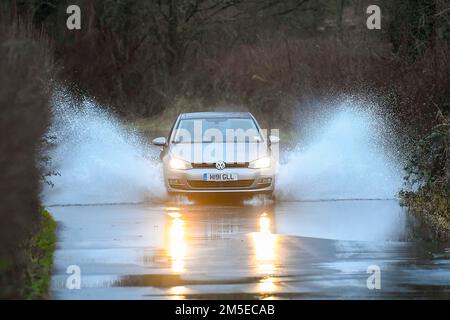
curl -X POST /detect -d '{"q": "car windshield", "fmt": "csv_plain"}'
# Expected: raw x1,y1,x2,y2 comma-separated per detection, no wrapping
172,118,263,143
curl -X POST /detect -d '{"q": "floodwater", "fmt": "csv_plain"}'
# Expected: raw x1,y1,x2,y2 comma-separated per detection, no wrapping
50,199,450,300
46,93,450,299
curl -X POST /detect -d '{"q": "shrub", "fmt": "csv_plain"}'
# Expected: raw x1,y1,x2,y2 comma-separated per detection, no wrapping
24,208,57,299
0,6,53,298
400,111,450,240
403,111,449,192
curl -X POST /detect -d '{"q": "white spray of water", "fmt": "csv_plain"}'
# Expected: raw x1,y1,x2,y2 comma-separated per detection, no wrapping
43,93,401,205
275,100,402,201
43,91,166,205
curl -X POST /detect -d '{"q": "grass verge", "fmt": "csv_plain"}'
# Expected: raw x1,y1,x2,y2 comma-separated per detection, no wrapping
24,208,56,299
399,112,450,242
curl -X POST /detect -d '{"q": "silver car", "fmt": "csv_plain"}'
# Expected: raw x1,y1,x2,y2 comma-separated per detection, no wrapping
152,112,278,195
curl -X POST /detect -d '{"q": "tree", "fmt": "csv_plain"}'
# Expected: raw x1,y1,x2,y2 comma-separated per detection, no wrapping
146,0,315,74
386,0,450,58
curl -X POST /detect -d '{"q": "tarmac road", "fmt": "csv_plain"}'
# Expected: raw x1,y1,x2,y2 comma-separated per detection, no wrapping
50,198,450,299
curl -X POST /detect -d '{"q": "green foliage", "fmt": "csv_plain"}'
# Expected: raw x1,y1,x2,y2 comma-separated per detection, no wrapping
24,208,57,300
403,112,450,192
400,111,450,240
400,190,450,241
0,258,12,274
0,209,57,300
0,4,53,298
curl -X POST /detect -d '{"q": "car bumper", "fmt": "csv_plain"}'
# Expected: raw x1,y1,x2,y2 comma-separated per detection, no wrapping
164,167,275,193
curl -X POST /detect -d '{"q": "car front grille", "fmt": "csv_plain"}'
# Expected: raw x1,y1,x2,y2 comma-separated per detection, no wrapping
191,162,249,169
187,179,254,189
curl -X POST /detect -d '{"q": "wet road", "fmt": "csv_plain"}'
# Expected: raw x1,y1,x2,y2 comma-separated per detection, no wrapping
50,199,450,299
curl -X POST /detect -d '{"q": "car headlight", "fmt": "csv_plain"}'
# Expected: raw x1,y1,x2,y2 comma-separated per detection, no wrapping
249,156,271,169
169,158,192,170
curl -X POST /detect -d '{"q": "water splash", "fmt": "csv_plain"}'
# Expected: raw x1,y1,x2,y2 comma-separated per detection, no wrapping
43,92,402,205
243,194,275,206
43,91,166,205
276,99,402,201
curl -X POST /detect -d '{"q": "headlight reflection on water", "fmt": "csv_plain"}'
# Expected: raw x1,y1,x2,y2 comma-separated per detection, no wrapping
259,213,271,232
252,212,278,297
259,277,275,296
165,210,279,297
253,213,276,272
168,285,188,300
167,212,187,273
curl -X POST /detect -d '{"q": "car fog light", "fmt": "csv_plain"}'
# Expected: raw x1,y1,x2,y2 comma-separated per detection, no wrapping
168,179,183,185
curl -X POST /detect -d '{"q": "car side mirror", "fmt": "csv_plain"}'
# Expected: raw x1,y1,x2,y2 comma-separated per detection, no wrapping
152,137,167,146
269,135,280,144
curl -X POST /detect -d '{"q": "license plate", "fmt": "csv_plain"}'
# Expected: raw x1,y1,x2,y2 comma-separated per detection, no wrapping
203,173,238,181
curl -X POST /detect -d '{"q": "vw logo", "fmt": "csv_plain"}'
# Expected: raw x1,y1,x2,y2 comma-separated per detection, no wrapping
215,161,226,170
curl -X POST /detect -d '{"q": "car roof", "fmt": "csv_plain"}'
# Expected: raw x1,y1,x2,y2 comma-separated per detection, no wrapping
179,112,253,119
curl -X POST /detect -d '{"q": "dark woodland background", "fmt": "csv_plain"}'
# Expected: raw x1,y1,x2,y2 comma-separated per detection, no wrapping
0,0,449,298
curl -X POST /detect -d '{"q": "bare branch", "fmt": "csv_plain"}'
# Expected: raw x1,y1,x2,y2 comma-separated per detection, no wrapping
275,0,309,16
